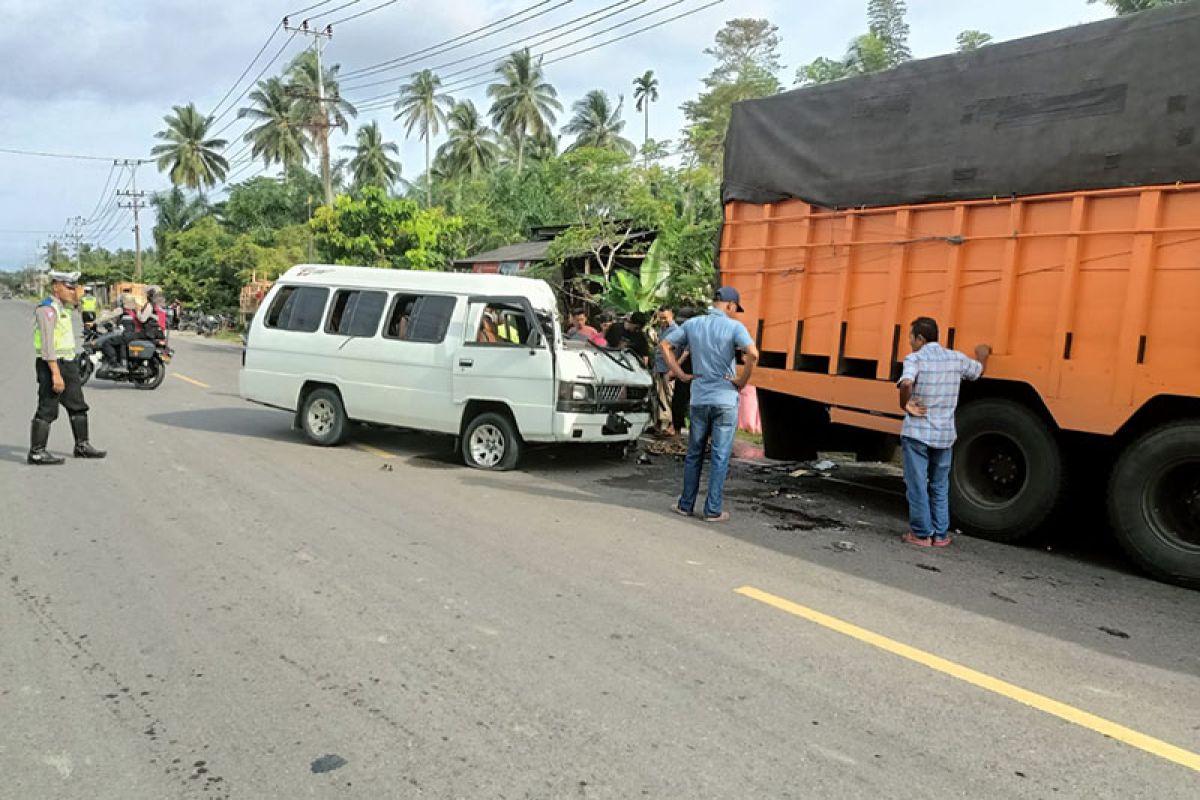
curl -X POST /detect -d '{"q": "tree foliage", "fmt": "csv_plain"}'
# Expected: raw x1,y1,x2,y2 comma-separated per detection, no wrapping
563,90,637,156
955,30,994,52
487,49,563,174
343,121,402,191
151,103,229,189
1089,0,1186,12
309,186,464,270
796,0,912,85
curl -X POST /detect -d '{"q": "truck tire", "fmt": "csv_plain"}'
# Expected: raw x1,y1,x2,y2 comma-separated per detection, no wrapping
462,412,521,471
758,389,825,461
1108,422,1200,588
301,388,348,447
950,399,1063,542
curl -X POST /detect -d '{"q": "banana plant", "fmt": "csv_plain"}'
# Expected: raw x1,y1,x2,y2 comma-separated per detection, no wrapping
598,239,668,313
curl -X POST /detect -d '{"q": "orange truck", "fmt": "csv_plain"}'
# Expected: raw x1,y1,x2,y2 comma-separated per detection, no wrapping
721,5,1200,586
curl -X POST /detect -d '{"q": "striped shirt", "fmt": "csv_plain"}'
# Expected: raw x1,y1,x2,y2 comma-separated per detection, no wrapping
898,343,983,448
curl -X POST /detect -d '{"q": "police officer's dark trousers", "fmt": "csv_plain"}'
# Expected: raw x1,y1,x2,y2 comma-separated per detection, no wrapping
32,358,90,451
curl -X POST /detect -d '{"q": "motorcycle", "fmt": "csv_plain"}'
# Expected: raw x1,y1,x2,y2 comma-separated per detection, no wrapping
78,322,173,390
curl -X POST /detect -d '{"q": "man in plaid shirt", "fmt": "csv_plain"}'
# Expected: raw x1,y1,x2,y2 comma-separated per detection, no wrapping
896,317,991,547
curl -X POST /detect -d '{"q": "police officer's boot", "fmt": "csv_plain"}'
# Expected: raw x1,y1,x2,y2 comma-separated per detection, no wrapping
69,415,106,459
27,419,64,466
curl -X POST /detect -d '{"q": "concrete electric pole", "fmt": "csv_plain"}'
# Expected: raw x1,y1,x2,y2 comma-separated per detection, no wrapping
283,17,335,208
115,159,148,282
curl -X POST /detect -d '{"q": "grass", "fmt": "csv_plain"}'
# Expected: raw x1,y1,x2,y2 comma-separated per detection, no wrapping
214,330,244,344
736,429,764,446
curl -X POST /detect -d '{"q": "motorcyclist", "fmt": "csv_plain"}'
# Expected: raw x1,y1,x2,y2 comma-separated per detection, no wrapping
95,294,138,373
138,286,169,342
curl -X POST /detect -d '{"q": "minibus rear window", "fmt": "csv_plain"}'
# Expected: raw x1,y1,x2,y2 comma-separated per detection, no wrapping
265,286,329,332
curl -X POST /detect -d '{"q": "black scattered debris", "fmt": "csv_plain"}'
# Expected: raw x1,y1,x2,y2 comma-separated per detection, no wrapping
1098,626,1130,639
990,592,1018,604
832,541,858,552
915,563,941,573
311,754,348,774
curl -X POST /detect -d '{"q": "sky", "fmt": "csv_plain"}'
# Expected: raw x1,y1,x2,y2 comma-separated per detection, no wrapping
0,0,1114,270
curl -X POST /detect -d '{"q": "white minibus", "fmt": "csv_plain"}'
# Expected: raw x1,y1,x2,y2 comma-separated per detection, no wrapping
239,264,652,469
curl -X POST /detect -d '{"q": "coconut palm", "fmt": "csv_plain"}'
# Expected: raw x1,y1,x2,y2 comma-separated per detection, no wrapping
237,76,310,175
150,187,210,254
287,49,358,205
393,70,454,205
341,121,402,190
563,90,636,156
436,101,500,180
150,103,229,190
486,49,562,174
632,70,659,156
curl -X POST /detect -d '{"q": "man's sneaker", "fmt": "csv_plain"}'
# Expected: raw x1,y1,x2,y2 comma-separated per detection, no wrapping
932,534,952,548
902,531,932,547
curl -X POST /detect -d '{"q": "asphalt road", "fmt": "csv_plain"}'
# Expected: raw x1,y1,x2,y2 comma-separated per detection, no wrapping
1,299,1197,799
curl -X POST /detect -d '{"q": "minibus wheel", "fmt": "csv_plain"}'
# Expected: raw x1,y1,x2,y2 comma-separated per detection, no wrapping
462,412,520,471
301,387,348,446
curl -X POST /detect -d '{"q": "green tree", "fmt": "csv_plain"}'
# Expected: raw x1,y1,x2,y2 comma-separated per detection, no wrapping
309,186,464,270
237,76,310,175
564,90,637,156
487,49,563,175
287,49,358,205
703,18,783,83
867,0,912,66
151,187,211,254
682,19,782,170
956,30,994,52
796,56,852,85
394,69,454,204
218,169,323,237
846,32,892,74
151,103,229,189
1089,0,1186,12
632,70,659,156
343,121,402,191
437,100,500,180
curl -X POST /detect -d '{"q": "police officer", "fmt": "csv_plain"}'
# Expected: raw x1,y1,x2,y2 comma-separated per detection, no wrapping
79,285,99,329
29,270,106,466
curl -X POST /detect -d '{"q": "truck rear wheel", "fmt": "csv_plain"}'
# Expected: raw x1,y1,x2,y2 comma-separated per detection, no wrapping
950,399,1063,543
1108,422,1200,588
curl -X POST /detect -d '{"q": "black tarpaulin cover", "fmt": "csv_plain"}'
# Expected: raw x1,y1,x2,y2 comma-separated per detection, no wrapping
722,3,1200,209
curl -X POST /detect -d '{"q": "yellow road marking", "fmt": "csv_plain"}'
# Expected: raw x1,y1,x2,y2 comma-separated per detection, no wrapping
172,373,210,389
354,443,395,460
735,585,1200,774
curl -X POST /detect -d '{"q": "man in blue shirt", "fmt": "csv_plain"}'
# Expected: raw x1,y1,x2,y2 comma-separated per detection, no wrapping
661,287,759,522
896,317,990,547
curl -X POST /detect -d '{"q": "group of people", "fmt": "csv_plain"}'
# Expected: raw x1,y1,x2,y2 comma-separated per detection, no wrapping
89,286,170,374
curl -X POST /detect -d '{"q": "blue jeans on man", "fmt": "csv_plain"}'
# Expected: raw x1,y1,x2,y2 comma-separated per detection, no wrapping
901,437,953,540
678,404,738,518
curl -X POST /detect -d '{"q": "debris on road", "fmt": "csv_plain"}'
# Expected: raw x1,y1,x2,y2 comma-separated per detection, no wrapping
310,754,348,774
832,540,858,552
1098,626,1131,639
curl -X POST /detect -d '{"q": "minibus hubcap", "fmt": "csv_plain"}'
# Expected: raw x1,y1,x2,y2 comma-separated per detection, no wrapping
308,399,335,436
470,424,505,467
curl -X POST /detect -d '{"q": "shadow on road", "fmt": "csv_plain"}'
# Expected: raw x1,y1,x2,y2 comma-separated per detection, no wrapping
146,407,300,444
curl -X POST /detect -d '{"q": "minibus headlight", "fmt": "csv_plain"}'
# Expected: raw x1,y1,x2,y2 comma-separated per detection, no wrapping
558,382,595,402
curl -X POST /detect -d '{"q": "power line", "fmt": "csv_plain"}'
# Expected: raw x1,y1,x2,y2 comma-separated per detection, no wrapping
340,0,561,80
305,0,361,22
208,26,283,121
0,146,132,162
210,28,301,134
442,0,720,96
287,0,339,16
326,0,401,28
83,161,119,223
346,0,640,106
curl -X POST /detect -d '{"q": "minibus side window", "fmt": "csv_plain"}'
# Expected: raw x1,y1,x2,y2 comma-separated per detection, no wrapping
265,286,329,332
326,290,386,337
384,294,456,343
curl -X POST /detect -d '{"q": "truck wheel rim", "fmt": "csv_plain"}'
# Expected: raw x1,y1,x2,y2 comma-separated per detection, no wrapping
308,399,335,436
1145,459,1200,550
958,432,1027,506
470,424,505,467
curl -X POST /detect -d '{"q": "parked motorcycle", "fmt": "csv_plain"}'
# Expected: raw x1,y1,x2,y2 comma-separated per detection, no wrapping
77,323,173,390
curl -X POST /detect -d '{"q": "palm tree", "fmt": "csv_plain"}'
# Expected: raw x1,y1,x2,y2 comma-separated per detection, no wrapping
394,69,454,205
237,76,310,175
632,70,659,157
436,101,500,180
150,187,210,254
150,103,229,190
487,49,562,174
342,121,402,190
287,49,358,206
563,90,636,156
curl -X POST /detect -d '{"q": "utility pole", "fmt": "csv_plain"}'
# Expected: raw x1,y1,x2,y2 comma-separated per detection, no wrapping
67,215,86,271
283,17,335,208
116,159,148,282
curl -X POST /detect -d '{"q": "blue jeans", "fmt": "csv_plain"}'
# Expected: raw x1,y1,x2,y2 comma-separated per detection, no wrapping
901,437,953,539
679,404,738,518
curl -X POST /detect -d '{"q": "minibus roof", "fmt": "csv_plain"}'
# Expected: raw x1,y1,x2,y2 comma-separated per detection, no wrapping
276,264,558,312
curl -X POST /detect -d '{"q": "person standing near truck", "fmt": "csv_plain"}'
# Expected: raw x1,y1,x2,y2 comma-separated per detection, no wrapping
896,317,990,547
661,287,759,522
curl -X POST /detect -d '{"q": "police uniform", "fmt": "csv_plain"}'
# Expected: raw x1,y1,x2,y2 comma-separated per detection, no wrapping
80,290,99,326
29,270,106,465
